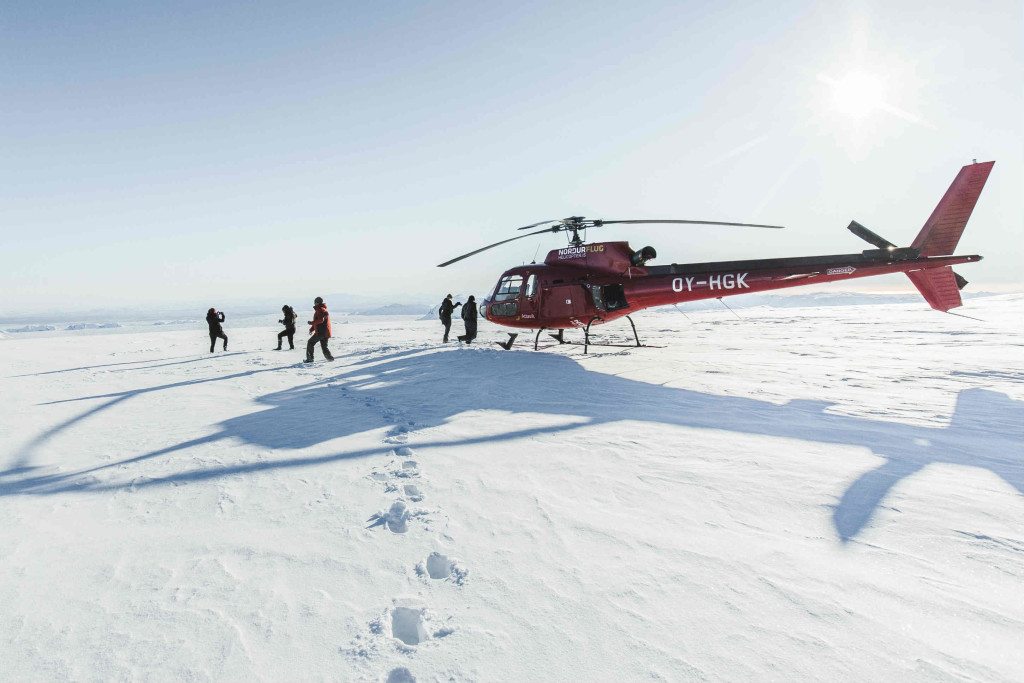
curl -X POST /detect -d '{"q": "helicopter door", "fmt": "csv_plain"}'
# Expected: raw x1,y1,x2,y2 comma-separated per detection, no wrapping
540,285,587,321
518,273,539,319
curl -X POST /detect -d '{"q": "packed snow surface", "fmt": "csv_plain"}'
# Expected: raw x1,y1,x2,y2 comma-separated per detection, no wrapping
1,297,1022,681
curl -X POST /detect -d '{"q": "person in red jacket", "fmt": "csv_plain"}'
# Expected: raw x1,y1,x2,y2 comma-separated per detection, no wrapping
305,296,334,362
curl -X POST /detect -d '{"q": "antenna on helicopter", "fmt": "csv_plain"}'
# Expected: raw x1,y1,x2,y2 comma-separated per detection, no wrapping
438,216,784,267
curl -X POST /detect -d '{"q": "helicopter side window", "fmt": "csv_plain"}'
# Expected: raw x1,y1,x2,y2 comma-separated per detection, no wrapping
524,274,537,298
493,275,524,302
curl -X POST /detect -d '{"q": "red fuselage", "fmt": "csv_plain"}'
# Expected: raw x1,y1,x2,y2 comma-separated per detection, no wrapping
480,241,980,330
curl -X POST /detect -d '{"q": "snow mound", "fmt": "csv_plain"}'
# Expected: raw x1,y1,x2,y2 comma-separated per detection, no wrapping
65,322,121,330
4,324,55,333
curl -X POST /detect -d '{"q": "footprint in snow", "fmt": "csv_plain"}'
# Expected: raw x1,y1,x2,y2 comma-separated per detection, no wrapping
368,601,455,650
386,668,416,683
367,501,410,533
396,460,419,478
415,552,468,585
385,424,415,444
368,460,419,486
366,501,433,533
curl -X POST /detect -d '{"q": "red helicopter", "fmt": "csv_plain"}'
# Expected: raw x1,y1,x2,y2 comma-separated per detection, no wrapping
439,161,994,352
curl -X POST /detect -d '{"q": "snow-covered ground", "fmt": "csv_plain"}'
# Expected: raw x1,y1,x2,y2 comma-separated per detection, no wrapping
1,297,1022,681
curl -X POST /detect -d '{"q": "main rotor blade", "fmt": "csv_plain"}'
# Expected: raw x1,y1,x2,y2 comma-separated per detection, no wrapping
437,226,561,267
516,219,560,231
599,219,785,229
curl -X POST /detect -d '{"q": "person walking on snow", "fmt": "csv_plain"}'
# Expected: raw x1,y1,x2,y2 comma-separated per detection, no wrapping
206,308,228,352
438,294,462,343
457,295,477,344
276,304,297,350
305,297,334,362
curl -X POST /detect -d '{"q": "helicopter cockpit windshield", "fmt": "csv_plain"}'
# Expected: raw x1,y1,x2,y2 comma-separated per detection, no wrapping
493,275,523,302
489,273,529,317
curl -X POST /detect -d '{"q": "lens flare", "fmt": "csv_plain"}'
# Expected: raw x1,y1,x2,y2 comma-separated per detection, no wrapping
825,70,885,118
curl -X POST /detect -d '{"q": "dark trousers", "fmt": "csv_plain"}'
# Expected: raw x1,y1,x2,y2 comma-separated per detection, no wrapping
277,329,295,349
306,332,333,360
458,320,477,343
441,316,452,342
209,331,227,352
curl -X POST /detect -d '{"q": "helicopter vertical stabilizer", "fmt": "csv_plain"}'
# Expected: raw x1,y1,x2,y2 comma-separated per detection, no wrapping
911,160,993,256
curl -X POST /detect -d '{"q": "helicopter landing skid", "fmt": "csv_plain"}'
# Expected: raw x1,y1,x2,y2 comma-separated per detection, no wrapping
495,333,519,350
581,315,643,354
496,316,656,353
545,340,663,350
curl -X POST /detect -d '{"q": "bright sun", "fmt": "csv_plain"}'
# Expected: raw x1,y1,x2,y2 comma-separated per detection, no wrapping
819,70,886,119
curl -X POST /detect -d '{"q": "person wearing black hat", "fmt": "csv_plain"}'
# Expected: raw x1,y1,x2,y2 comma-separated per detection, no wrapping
275,304,297,350
438,294,462,343
206,308,228,352
457,295,477,344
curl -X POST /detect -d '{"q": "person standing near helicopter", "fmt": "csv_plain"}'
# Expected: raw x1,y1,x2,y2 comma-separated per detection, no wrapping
438,294,461,342
305,296,334,362
275,304,297,350
457,295,477,344
206,308,228,353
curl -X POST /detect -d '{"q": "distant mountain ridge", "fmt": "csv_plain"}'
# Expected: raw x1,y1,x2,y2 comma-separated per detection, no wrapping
352,303,428,316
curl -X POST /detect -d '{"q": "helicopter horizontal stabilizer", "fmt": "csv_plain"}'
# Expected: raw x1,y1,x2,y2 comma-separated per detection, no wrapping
907,267,963,312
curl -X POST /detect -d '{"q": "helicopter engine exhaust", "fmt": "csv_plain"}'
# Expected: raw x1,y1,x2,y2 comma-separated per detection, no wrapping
631,246,657,267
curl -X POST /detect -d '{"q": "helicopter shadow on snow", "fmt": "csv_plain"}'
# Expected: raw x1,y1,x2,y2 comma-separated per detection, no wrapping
2,349,1021,542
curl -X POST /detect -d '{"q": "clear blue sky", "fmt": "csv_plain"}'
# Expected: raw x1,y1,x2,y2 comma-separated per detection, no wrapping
2,0,1021,313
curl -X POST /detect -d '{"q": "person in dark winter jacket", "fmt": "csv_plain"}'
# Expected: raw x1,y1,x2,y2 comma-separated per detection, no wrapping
276,305,297,350
305,296,334,362
457,295,477,344
438,294,462,342
206,308,228,352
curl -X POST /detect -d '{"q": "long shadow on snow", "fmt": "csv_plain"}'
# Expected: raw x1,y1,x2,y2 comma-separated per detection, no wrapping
3,363,297,474
7,353,231,378
3,349,1021,542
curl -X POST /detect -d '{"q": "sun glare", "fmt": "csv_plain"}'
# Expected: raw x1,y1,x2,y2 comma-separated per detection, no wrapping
824,70,886,119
